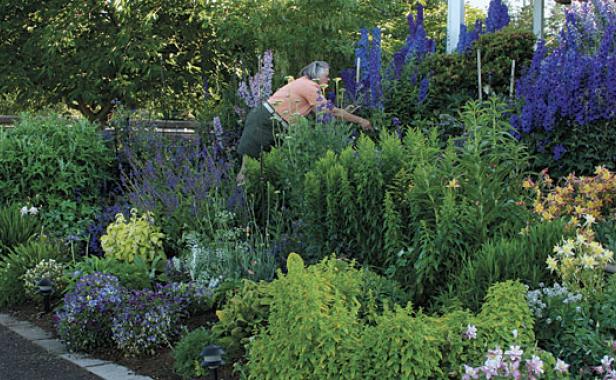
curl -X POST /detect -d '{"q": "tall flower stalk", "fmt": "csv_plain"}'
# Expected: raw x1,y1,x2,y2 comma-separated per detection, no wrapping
238,50,275,109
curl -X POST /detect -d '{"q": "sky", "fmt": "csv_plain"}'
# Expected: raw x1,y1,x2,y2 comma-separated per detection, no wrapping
467,0,559,17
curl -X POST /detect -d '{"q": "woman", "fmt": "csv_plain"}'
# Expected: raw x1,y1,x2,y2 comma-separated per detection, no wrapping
236,61,372,183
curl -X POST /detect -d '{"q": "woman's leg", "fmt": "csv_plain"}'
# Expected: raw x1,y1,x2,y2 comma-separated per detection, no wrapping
236,154,248,186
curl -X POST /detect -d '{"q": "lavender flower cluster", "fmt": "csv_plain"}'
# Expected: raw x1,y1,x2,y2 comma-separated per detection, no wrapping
117,125,235,245
56,272,208,355
238,50,274,109
512,0,616,160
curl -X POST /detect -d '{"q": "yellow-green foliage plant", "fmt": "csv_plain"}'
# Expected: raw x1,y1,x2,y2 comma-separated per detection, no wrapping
360,306,445,379
100,209,164,263
246,253,363,379
245,254,538,379
212,280,271,359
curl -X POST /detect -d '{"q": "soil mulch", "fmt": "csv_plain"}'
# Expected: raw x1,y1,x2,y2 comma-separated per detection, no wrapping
3,302,236,380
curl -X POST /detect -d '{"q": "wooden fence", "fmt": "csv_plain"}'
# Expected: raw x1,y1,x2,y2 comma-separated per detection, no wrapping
0,115,201,138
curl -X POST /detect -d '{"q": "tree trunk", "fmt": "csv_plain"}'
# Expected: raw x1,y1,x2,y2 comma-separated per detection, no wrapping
69,99,114,127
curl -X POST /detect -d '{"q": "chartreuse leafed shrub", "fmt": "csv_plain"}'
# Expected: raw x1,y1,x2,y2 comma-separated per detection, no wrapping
245,254,363,379
0,203,42,255
100,209,165,263
0,114,113,239
0,239,66,307
211,279,271,360
244,254,538,379
455,219,572,311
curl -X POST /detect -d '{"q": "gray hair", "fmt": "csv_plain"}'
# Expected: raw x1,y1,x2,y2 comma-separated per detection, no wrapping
298,61,329,80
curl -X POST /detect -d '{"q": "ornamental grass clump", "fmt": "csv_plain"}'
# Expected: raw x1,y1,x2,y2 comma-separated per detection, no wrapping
0,203,42,254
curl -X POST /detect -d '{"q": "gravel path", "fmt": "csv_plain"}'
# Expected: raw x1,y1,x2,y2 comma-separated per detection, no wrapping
0,324,102,380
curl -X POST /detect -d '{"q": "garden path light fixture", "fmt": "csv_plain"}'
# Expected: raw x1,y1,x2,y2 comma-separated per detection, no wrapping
37,278,53,313
201,344,225,380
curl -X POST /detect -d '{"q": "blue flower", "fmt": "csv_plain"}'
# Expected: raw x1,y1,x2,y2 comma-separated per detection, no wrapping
552,144,567,161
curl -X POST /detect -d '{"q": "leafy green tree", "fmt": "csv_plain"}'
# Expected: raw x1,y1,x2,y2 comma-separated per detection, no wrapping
0,0,210,123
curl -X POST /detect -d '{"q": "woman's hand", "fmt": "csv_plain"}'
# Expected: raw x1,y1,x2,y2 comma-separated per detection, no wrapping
331,107,372,131
359,118,372,131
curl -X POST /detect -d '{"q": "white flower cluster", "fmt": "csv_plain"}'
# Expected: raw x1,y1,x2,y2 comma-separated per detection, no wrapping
526,283,582,319
20,205,40,216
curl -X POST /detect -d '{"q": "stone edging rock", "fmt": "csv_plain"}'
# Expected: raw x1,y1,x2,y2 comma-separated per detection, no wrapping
0,313,152,380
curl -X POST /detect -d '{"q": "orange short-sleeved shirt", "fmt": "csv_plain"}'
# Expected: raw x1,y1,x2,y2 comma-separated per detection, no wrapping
267,76,326,123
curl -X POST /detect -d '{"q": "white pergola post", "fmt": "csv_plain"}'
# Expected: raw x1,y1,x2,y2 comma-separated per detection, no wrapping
533,0,545,40
446,0,465,53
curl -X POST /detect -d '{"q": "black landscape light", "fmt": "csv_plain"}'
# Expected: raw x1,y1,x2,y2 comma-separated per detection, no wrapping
37,278,53,313
201,344,225,380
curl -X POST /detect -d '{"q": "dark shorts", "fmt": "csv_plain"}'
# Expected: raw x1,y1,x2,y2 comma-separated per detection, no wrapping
237,104,285,158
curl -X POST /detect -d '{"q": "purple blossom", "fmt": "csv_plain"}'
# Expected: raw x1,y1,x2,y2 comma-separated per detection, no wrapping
554,359,570,373
387,5,435,80
212,116,224,157
238,50,275,109
525,355,544,376
463,324,478,339
55,273,123,352
116,124,236,254
369,27,383,110
505,345,523,362
486,0,510,33
110,282,207,356
457,19,484,54
552,144,567,161
512,0,616,165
